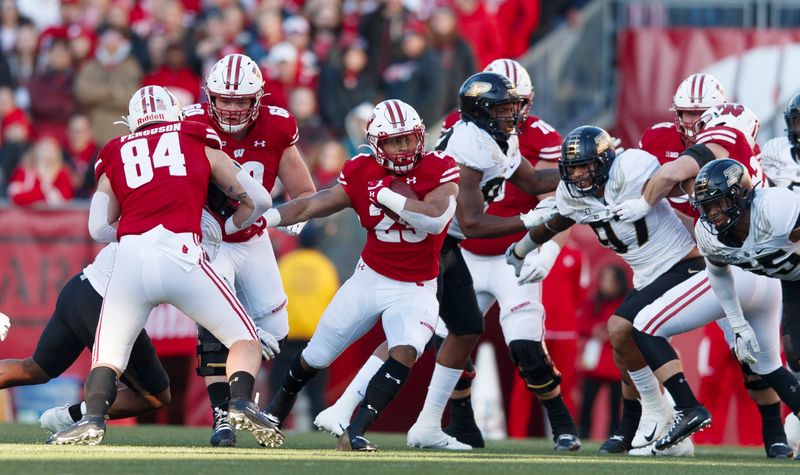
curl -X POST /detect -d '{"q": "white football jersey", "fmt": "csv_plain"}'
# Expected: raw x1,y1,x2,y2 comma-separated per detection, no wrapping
82,243,118,295
695,187,800,280
760,136,800,192
556,148,695,289
443,120,521,239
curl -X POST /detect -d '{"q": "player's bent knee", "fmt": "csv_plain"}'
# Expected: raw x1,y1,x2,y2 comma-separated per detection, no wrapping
508,340,562,397
21,358,51,384
608,315,632,349
388,345,417,367
300,344,332,370
196,326,228,377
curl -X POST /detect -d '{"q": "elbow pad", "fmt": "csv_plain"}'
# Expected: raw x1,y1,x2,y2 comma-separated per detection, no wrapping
682,144,716,168
398,196,457,235
88,192,117,242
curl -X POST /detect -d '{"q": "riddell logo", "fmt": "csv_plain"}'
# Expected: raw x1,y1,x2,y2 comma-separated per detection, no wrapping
138,113,165,125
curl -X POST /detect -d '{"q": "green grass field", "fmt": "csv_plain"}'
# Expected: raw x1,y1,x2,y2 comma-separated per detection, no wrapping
0,423,796,475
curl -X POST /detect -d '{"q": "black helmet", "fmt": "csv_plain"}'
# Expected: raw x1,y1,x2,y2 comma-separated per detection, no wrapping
558,126,616,197
785,93,800,163
458,72,523,142
692,158,753,237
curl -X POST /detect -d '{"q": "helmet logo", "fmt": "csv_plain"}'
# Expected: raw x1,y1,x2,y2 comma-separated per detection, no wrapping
564,136,581,159
464,81,492,97
723,164,742,185
594,130,611,152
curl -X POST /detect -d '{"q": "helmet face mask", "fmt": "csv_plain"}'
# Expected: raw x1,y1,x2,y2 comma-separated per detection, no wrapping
205,54,265,134
785,93,800,163
367,100,425,174
558,126,616,198
692,159,752,237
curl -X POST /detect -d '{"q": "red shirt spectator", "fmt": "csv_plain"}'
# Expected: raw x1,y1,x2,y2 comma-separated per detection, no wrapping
8,137,74,206
142,42,201,106
495,0,540,59
451,0,503,68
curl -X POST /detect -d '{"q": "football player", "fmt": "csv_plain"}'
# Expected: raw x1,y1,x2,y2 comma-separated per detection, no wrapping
313,60,579,451
619,159,800,453
262,100,460,451
47,86,280,447
510,125,703,456
183,53,316,447
0,245,171,432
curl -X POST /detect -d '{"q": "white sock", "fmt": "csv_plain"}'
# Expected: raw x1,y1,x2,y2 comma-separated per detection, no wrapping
415,363,463,428
334,355,384,414
629,366,665,412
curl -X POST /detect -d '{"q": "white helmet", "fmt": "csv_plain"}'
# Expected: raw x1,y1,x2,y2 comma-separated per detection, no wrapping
696,103,760,149
123,85,183,133
204,54,265,133
671,73,727,142
367,99,425,174
484,58,533,116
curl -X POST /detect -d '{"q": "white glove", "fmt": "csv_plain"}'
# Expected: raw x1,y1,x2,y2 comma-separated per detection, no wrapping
731,321,760,365
520,196,559,230
200,209,222,261
0,312,9,341
257,328,281,360
517,241,560,285
505,243,526,277
612,197,651,223
278,220,307,237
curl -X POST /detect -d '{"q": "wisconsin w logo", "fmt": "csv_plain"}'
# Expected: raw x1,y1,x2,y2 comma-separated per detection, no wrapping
233,149,245,159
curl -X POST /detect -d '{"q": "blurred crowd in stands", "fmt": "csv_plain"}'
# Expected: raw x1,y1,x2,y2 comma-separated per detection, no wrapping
0,0,586,207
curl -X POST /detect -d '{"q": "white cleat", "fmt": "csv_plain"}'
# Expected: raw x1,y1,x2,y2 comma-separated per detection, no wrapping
40,403,76,434
632,402,673,448
407,423,472,451
629,437,694,457
785,413,800,452
314,405,350,437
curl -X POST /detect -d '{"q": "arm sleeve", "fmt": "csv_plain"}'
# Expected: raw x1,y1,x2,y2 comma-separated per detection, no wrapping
88,192,118,242
396,196,457,235
705,258,747,326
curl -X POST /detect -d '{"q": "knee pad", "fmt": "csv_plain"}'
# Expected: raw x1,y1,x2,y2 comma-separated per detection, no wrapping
508,339,561,396
454,357,475,391
196,326,228,377
736,355,770,391
631,328,678,370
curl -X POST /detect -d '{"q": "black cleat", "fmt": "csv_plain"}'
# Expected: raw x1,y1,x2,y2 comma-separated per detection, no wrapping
554,433,581,452
210,407,237,447
444,422,485,448
46,415,106,446
767,442,793,459
336,429,378,452
599,434,631,454
654,405,711,451
228,398,284,448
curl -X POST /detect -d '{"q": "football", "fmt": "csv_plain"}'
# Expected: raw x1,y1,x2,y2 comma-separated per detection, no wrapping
381,179,418,221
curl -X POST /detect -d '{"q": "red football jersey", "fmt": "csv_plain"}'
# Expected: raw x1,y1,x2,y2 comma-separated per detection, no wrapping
95,121,222,238
183,103,299,192
455,114,563,256
695,125,766,188
639,122,697,218
338,151,460,282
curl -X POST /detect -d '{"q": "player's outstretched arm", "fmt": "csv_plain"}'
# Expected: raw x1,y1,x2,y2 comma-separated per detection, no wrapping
374,182,458,234
266,184,352,227
457,166,527,238
207,147,272,233
88,174,120,242
705,257,759,364
508,159,561,196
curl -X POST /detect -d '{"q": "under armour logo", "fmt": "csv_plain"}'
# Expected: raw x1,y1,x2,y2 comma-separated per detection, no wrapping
367,404,379,415
405,177,417,185
791,382,800,393
384,373,401,385
358,263,365,270
254,140,266,147
182,245,188,254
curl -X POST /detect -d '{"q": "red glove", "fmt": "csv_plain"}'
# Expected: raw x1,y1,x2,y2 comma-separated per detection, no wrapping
207,208,267,243
367,176,396,206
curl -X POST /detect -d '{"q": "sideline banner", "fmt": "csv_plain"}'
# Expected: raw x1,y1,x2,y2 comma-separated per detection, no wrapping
615,28,800,147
